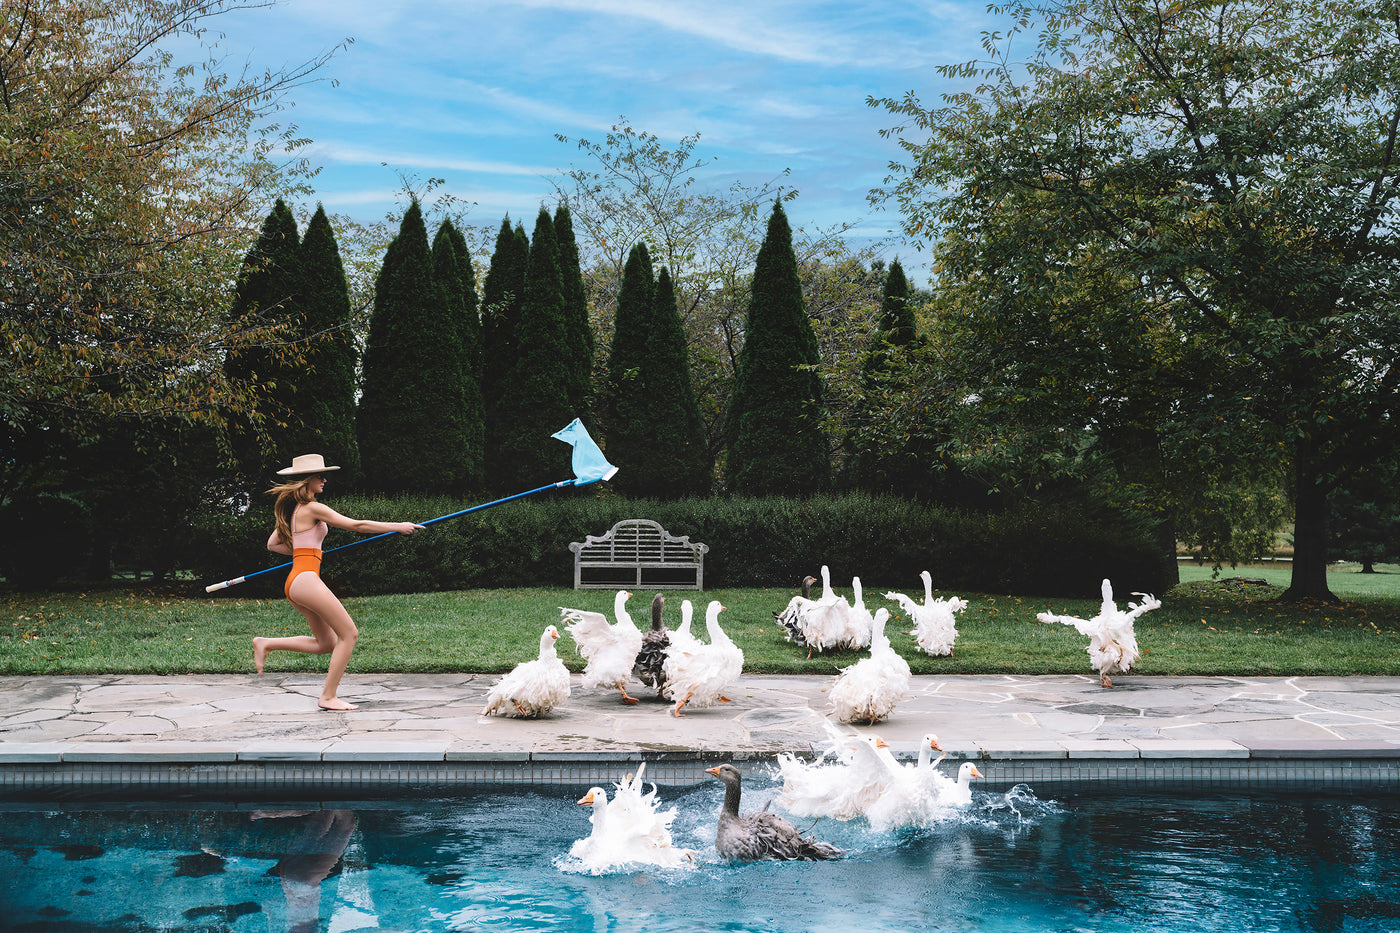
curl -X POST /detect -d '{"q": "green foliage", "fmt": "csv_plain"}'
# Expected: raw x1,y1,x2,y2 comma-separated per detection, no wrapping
553,204,594,423
294,205,362,483
605,243,656,494
495,209,575,490
637,266,712,497
480,217,530,489
223,199,302,487
430,220,484,492
1330,462,1400,571
0,0,342,443
867,0,1400,600
357,200,469,493
190,491,1166,598
727,202,831,494
0,494,92,589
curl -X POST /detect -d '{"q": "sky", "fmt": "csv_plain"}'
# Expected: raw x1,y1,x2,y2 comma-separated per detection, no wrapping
196,0,1000,283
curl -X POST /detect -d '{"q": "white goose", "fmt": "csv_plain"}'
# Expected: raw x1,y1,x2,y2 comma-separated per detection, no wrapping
1036,578,1161,687
782,565,856,657
569,763,695,871
562,589,644,703
923,760,986,809
775,730,892,821
480,624,571,718
844,576,876,650
662,600,743,717
885,571,968,657
828,608,910,724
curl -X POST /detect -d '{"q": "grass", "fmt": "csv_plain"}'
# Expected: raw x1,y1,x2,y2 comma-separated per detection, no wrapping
2,562,1399,678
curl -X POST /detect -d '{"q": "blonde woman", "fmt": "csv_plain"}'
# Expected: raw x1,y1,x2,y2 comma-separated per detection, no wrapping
254,454,423,711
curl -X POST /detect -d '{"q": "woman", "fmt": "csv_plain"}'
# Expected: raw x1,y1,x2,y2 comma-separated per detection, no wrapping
255,454,423,711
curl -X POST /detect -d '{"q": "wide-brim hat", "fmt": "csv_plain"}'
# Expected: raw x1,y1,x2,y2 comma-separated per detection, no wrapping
277,454,341,476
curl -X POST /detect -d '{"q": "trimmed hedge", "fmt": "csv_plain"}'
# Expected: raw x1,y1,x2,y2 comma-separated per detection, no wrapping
192,491,1171,600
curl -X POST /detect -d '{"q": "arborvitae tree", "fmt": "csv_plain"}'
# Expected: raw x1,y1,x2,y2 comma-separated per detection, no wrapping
604,242,655,494
847,258,917,491
430,220,482,492
726,201,830,495
444,219,485,491
495,208,575,489
224,198,301,490
632,265,711,497
293,204,361,483
356,200,467,492
553,203,594,424
481,217,530,489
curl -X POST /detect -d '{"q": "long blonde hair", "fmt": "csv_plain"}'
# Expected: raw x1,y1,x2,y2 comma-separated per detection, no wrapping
266,477,319,550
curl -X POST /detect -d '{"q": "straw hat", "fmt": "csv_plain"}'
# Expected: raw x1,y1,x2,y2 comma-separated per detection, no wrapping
276,454,341,476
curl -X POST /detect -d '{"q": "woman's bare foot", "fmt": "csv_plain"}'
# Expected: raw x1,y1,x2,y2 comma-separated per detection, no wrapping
253,637,268,674
318,698,359,711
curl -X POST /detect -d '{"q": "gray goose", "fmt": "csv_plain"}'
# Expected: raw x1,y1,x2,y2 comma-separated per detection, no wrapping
706,763,841,861
632,593,671,698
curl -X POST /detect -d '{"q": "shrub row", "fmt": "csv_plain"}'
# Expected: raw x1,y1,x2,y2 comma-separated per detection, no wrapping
191,491,1172,600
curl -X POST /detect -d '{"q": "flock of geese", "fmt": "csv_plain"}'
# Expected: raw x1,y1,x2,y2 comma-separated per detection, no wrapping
482,570,1159,868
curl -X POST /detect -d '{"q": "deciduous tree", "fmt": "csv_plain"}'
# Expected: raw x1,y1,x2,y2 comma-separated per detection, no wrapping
869,0,1400,600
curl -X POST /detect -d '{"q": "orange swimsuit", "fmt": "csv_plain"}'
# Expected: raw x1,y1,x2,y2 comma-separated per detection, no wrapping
283,509,329,600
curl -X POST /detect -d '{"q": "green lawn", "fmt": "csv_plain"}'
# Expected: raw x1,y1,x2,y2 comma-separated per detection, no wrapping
3,564,1398,678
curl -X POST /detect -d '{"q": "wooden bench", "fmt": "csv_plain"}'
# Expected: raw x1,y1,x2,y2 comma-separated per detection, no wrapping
569,519,709,590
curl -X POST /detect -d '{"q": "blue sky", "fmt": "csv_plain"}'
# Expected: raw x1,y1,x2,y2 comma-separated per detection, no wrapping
202,0,998,282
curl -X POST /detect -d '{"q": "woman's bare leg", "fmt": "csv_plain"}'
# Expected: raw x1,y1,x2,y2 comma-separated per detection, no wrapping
260,574,360,710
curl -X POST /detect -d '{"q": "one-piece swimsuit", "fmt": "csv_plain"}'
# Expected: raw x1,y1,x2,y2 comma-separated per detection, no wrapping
285,507,329,600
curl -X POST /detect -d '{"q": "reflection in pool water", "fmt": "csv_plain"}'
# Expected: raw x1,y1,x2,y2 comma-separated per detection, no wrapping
2,778,1399,932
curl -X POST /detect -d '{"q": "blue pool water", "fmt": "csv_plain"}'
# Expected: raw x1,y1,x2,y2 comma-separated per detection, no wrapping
2,777,1399,932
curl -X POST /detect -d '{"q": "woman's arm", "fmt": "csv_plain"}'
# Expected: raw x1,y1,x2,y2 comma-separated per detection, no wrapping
267,529,293,555
308,502,423,536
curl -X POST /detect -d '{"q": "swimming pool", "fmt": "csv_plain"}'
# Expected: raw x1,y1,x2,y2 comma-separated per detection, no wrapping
3,778,1398,932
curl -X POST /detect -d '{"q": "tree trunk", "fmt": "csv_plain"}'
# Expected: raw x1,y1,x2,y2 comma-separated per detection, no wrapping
1283,444,1336,602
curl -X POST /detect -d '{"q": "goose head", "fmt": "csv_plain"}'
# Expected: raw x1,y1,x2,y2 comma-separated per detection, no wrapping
920,570,933,604
677,599,694,638
703,600,727,639
916,733,944,769
957,761,985,786
539,624,560,658
613,589,634,625
851,576,865,610
819,565,833,599
800,574,817,598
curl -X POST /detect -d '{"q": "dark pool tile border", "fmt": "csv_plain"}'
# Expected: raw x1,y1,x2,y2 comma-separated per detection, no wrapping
1243,740,1400,759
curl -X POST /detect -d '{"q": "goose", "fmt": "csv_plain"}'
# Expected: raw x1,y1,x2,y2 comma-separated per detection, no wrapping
783,565,855,657
569,763,695,871
706,763,841,861
631,593,671,699
480,624,571,718
662,600,743,717
828,608,910,724
1036,578,1161,687
885,571,968,657
924,760,986,809
774,574,818,649
843,576,876,650
562,589,644,703
775,729,891,821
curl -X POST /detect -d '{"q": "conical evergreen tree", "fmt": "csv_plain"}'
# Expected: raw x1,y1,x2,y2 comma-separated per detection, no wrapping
443,219,485,491
604,243,655,495
631,265,711,497
481,217,530,490
726,201,830,495
430,219,482,492
356,200,467,492
224,198,301,491
292,204,361,483
847,258,917,491
553,203,594,424
496,208,575,489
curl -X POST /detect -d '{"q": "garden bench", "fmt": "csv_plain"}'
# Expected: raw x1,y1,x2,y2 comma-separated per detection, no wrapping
569,519,709,590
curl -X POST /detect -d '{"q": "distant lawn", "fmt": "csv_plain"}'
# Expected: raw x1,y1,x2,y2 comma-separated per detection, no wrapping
3,568,1398,678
